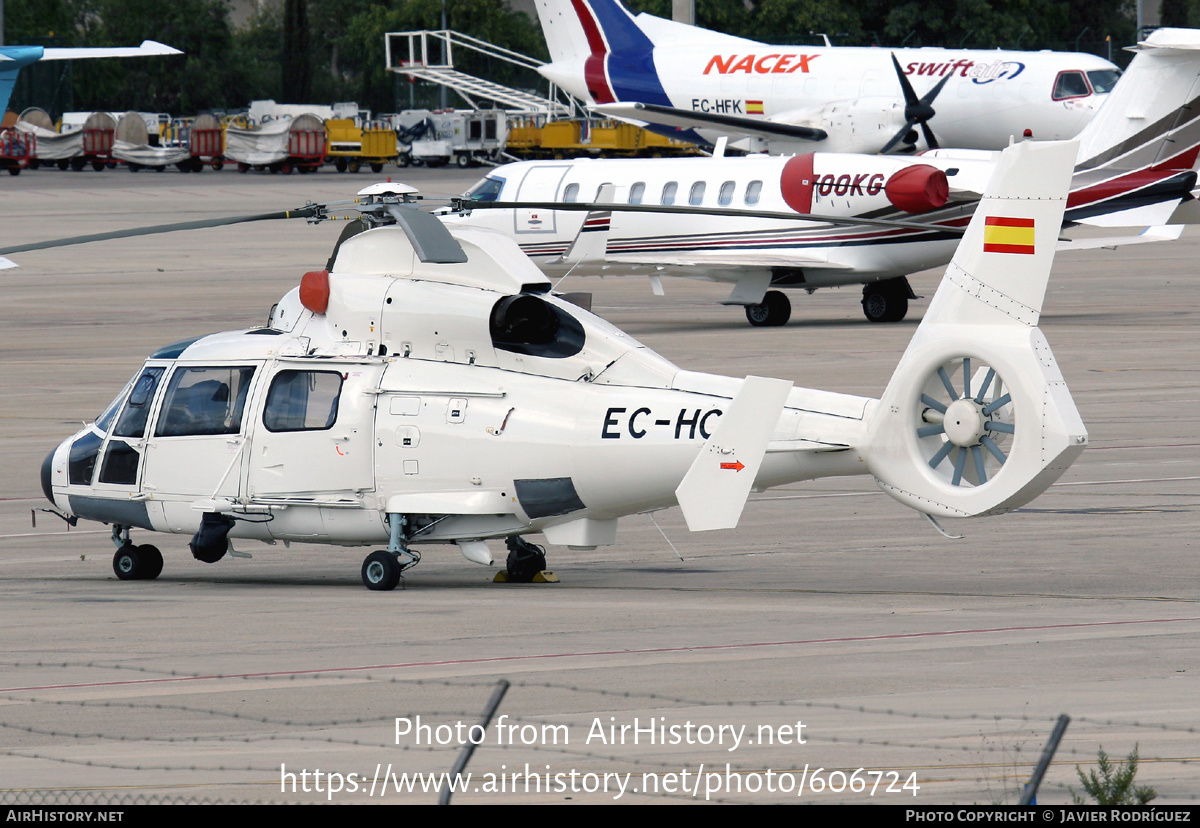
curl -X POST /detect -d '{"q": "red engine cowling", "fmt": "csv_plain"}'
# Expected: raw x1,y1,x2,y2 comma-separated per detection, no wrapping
884,164,949,213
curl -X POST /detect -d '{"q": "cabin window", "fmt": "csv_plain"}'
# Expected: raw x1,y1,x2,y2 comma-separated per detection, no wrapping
112,367,165,438
661,181,678,205
155,366,255,437
689,181,706,205
744,180,763,206
718,180,735,206
1086,69,1120,94
464,175,504,202
68,431,103,486
563,183,580,203
629,182,645,204
1052,71,1090,100
263,370,343,432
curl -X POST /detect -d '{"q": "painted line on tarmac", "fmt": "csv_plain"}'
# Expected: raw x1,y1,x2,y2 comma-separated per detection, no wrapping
4,615,1199,694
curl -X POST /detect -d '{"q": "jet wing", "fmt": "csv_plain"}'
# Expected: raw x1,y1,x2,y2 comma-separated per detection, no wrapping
40,41,183,60
604,250,855,270
592,102,828,143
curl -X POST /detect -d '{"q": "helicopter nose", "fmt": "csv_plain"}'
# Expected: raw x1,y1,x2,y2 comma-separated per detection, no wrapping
41,446,58,507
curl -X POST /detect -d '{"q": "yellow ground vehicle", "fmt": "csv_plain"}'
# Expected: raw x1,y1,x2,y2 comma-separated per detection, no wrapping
326,119,397,173
506,118,697,159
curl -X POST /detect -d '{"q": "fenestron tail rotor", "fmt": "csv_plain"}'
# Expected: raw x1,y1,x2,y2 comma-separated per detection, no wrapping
916,356,1014,487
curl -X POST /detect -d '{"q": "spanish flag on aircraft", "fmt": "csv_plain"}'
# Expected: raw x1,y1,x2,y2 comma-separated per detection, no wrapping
746,100,764,115
983,216,1035,254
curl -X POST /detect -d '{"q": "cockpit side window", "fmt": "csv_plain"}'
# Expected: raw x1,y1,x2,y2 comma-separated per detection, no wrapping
263,370,343,432
1052,71,1091,100
112,367,165,438
155,366,255,437
464,175,505,202
1086,69,1120,94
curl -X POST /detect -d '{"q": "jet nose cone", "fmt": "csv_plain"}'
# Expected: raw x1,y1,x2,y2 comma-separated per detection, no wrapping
41,446,58,507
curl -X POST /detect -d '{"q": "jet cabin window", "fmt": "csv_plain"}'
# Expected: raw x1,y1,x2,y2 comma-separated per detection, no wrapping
718,181,735,206
263,370,343,432
744,180,763,206
628,182,645,204
689,181,706,205
1052,71,1091,100
661,182,678,205
155,366,255,437
563,183,580,203
464,175,504,202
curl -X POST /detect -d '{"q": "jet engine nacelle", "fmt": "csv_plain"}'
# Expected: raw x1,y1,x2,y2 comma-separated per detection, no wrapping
781,153,950,216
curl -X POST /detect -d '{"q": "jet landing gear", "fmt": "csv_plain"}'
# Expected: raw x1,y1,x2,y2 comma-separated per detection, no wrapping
494,536,558,584
361,514,421,591
110,525,163,581
744,290,791,327
862,276,914,323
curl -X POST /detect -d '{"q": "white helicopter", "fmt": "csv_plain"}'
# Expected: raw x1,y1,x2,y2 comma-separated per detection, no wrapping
30,139,1086,591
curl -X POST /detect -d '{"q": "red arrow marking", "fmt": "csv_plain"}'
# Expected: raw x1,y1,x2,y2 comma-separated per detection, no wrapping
720,461,745,472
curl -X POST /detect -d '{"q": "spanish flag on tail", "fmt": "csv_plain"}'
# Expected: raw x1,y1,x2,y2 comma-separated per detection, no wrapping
983,216,1035,254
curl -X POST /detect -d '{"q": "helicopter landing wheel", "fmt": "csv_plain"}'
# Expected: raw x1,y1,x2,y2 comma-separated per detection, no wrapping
361,550,402,591
113,543,163,581
503,536,547,583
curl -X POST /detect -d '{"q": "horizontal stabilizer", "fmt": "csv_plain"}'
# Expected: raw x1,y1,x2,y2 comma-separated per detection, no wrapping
675,376,793,531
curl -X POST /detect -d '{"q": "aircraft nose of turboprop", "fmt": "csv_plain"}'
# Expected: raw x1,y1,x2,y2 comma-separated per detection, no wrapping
41,445,59,507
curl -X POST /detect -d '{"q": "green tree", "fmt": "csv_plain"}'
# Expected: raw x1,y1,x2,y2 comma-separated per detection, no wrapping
1072,746,1158,806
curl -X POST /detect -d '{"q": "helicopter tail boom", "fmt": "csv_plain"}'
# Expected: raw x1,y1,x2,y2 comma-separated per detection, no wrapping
862,139,1088,518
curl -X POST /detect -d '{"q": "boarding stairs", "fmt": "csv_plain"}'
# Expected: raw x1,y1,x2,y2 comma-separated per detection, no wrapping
385,30,580,117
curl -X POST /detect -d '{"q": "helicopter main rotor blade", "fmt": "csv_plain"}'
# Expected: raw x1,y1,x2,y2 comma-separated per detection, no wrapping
452,199,968,236
0,207,319,256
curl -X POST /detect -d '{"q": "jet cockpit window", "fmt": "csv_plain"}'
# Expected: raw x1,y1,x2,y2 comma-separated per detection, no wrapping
1087,69,1120,94
689,181,706,205
94,382,133,434
661,181,678,205
263,370,343,432
563,183,580,203
629,182,645,204
1052,71,1091,100
464,175,505,202
112,367,165,438
155,366,255,437
718,180,735,206
745,180,763,206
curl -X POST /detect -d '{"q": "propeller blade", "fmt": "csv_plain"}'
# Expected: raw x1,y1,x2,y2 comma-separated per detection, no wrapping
972,445,987,484
891,53,921,108
920,393,947,414
0,207,320,256
974,368,996,404
963,357,972,399
920,120,940,151
878,122,919,155
929,440,955,469
981,434,1007,464
983,393,1012,416
952,446,967,485
937,366,957,399
984,421,1016,434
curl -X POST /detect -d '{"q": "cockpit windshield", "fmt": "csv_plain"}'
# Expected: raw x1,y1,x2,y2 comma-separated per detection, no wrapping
464,176,505,202
1086,69,1121,94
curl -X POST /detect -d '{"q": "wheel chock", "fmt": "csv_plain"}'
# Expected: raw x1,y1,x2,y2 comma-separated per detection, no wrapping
492,570,559,584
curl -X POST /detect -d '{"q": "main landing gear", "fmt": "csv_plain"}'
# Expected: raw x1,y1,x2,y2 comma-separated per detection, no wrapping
361,514,420,591
110,525,163,581
744,290,791,327
861,276,914,323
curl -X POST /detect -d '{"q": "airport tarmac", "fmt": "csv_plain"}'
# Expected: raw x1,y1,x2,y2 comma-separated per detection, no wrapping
0,166,1196,805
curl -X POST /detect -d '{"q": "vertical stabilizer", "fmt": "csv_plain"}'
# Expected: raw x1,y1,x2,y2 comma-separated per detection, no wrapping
864,140,1087,519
